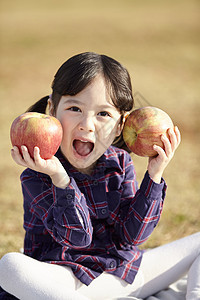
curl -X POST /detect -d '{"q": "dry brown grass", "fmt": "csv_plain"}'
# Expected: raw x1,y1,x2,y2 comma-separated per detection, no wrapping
0,0,199,257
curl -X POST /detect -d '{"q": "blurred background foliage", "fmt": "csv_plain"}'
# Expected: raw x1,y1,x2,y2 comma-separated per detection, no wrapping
0,0,199,257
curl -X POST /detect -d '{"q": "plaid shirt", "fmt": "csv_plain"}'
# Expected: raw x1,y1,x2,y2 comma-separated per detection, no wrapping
21,146,166,286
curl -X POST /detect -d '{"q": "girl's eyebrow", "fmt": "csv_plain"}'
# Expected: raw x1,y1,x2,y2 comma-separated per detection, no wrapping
97,104,116,110
63,99,84,105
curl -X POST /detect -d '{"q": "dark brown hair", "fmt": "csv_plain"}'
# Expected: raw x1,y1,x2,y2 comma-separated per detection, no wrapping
27,52,134,151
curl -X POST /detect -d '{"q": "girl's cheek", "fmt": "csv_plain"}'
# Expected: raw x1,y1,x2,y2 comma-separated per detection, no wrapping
99,122,116,139
59,117,70,131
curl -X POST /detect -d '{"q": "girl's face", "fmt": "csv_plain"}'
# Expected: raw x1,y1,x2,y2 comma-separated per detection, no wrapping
49,75,123,174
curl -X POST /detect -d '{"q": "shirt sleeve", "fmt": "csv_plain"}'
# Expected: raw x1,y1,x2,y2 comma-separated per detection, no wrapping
21,169,93,249
115,153,167,246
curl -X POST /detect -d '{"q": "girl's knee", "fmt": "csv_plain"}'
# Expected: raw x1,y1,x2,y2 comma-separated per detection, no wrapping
0,252,31,296
188,232,200,253
191,232,200,238
0,253,19,289
0,252,25,279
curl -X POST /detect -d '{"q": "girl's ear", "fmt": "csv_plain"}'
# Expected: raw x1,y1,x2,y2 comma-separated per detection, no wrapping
116,124,122,137
116,117,124,137
48,98,54,116
116,112,130,136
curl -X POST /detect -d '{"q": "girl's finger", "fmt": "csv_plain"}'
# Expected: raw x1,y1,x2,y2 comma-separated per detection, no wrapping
11,146,27,167
21,146,35,168
175,126,181,146
161,134,172,157
11,146,20,160
153,144,166,158
168,126,181,152
33,147,43,165
168,128,177,152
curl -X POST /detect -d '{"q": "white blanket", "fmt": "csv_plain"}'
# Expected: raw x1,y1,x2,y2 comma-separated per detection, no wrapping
112,276,187,300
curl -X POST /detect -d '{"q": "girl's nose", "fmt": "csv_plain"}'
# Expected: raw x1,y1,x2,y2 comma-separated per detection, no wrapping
78,116,95,133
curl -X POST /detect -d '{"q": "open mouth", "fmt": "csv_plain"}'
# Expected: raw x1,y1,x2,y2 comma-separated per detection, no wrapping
73,139,94,157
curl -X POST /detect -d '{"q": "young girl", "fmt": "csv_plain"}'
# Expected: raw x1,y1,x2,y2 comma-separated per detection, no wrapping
0,52,199,300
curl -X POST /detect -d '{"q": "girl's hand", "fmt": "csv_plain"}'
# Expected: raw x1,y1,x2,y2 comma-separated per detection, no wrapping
11,146,70,189
147,126,181,183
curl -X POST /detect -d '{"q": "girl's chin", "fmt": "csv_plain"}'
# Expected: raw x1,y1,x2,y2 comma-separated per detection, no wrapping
62,146,104,174
71,149,96,174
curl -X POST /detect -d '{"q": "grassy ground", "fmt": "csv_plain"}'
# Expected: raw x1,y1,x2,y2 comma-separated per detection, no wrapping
0,0,199,257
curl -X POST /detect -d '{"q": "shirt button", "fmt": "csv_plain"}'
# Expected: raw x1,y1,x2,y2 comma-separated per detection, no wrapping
93,180,98,185
66,194,73,200
109,261,115,268
101,208,107,215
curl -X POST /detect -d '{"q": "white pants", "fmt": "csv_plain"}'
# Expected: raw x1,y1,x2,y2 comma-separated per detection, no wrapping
0,233,200,300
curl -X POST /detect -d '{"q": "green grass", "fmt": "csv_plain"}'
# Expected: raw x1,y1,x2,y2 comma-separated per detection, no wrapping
0,0,199,257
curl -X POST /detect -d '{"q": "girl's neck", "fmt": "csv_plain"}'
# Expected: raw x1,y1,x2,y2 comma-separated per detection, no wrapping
75,161,97,175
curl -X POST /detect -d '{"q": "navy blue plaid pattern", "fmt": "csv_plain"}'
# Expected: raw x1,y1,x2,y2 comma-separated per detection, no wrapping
20,146,166,286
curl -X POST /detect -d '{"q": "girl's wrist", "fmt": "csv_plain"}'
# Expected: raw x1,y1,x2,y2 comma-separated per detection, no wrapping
148,170,162,184
51,171,70,189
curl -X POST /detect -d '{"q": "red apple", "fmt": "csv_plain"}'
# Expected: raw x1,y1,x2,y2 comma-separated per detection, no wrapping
10,112,63,159
123,106,174,157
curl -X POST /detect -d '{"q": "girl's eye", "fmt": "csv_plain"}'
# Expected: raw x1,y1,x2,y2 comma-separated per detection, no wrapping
98,111,111,117
68,106,81,112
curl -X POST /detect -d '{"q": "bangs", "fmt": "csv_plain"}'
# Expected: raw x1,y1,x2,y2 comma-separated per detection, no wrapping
51,52,134,113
